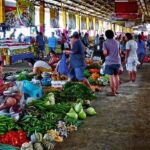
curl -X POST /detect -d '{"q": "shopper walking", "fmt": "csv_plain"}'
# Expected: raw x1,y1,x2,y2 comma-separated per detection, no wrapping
125,33,139,82
94,34,100,46
82,33,90,47
64,32,91,88
60,33,67,51
36,32,45,59
120,36,126,62
103,30,121,96
48,32,57,52
99,34,105,63
137,35,146,68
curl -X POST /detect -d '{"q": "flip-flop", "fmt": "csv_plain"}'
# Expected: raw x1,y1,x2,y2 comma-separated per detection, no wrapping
106,93,116,96
116,91,120,94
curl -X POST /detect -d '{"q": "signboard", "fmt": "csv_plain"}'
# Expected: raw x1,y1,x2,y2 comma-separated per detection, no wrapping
115,2,138,14
68,12,76,29
50,8,59,28
5,0,35,27
89,17,94,30
125,21,135,27
95,19,99,30
81,16,87,30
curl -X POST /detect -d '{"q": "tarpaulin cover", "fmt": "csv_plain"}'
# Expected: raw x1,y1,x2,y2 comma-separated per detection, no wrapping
115,2,138,13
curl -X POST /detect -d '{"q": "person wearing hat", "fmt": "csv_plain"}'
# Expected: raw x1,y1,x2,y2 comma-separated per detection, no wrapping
64,31,91,88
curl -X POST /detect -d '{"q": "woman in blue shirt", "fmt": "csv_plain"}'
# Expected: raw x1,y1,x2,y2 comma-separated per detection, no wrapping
137,35,146,68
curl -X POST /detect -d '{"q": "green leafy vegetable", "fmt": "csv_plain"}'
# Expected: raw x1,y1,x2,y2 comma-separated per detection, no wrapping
84,70,91,78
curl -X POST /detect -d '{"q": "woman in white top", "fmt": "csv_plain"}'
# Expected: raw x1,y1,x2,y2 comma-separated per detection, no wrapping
125,33,139,82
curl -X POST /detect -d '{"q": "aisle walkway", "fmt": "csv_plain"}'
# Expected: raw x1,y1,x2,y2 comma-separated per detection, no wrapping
55,64,150,150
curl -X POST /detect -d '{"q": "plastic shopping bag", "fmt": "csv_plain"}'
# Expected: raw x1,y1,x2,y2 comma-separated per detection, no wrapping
57,54,69,75
100,63,105,75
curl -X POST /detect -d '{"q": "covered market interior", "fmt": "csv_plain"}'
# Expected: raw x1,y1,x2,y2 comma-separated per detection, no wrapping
0,0,150,150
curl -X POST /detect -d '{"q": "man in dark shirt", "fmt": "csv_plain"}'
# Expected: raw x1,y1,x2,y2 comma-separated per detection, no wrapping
36,32,45,59
64,32,91,88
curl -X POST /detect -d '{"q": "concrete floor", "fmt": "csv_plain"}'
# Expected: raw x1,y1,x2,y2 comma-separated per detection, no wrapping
55,64,150,150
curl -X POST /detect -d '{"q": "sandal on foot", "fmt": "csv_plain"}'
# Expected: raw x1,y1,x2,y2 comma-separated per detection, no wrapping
106,93,116,96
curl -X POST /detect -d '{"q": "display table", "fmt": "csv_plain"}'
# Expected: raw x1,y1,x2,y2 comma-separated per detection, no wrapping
11,53,34,63
0,43,34,65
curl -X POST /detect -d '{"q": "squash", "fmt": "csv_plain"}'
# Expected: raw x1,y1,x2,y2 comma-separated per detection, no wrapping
47,130,59,138
43,141,55,150
21,142,33,150
54,136,63,142
91,73,99,81
30,132,43,143
43,133,54,142
34,143,44,150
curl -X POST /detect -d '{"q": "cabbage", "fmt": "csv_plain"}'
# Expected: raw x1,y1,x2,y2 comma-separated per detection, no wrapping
66,108,78,120
66,112,78,120
79,109,86,120
74,103,83,113
69,108,75,113
86,107,97,116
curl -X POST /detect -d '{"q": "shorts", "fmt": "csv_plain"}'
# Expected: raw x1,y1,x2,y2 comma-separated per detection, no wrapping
126,60,137,72
104,64,120,75
138,53,145,62
69,67,85,81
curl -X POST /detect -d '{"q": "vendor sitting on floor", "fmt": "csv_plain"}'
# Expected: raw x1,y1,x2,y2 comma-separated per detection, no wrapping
48,51,59,70
24,58,52,78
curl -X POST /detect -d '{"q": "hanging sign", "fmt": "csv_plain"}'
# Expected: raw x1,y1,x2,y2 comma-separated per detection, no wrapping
125,21,135,27
68,12,76,29
50,8,59,28
81,16,87,30
16,0,35,26
95,19,99,30
115,2,138,14
89,17,94,30
5,0,35,27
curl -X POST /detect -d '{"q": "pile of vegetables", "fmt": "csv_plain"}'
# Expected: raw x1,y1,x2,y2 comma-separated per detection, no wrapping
54,82,96,102
0,65,99,149
0,116,20,135
0,130,28,147
19,103,71,136
66,102,96,121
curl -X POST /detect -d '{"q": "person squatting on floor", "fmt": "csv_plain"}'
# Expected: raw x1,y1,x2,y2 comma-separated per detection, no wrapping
103,30,121,96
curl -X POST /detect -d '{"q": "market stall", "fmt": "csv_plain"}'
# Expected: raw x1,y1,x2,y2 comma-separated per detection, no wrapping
0,40,34,65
